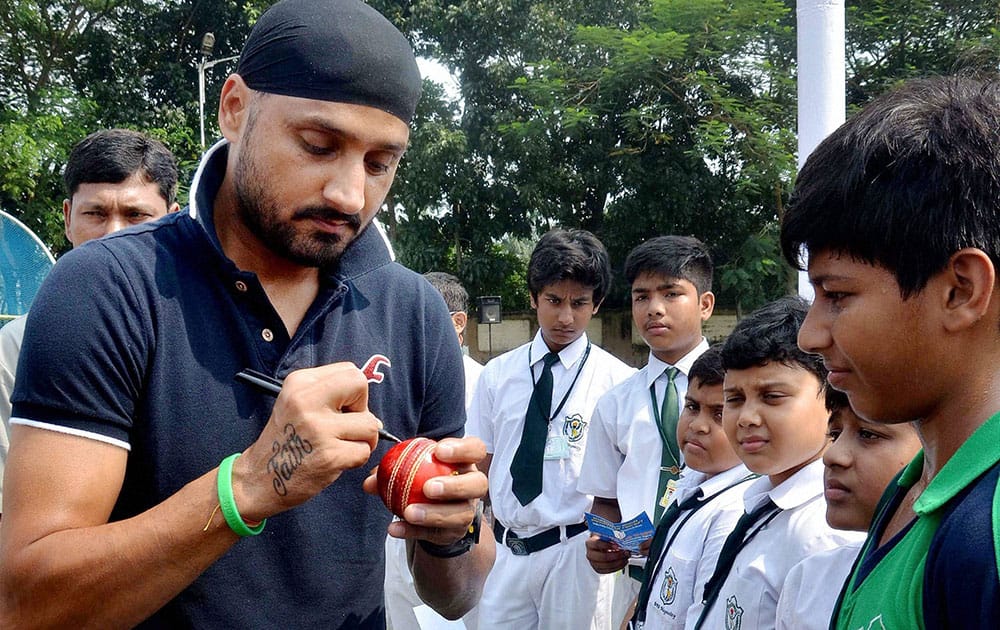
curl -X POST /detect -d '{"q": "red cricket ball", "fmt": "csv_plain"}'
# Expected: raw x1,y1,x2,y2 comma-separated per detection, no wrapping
377,437,460,518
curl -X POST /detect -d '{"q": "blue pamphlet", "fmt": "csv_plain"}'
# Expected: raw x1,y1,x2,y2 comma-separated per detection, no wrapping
584,511,655,553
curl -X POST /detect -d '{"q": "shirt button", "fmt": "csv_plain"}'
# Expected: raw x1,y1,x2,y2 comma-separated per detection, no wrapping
261,328,274,342
235,280,248,292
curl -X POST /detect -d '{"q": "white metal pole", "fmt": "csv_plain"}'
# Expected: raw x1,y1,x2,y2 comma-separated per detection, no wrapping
198,58,207,149
796,0,845,299
198,56,240,149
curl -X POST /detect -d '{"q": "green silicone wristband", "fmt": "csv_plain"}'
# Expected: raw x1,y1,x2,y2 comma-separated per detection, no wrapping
217,453,266,537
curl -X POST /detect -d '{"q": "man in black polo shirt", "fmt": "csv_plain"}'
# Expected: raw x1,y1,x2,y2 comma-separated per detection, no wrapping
0,1,493,627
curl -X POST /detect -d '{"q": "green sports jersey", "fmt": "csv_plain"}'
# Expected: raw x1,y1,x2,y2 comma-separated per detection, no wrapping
831,458,935,630
832,411,1000,630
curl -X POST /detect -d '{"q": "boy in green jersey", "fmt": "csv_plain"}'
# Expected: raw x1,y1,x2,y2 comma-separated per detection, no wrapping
782,74,1000,629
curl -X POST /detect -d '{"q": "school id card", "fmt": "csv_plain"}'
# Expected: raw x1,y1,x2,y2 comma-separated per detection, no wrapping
584,511,655,554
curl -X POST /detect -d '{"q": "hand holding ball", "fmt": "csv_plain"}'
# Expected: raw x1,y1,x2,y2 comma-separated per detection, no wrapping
377,437,460,518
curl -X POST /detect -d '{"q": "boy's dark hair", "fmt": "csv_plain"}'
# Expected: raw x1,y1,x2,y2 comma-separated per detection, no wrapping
63,129,179,206
624,235,714,294
825,387,850,414
423,271,468,313
689,344,725,388
721,295,827,390
527,228,611,304
781,75,1000,298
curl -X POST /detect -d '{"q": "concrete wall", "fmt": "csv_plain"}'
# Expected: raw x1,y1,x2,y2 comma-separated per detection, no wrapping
467,309,739,368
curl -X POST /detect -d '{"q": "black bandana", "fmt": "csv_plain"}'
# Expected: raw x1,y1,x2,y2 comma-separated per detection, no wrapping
237,0,422,124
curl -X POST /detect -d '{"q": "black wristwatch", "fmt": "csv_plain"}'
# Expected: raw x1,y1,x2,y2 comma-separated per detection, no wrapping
417,502,482,558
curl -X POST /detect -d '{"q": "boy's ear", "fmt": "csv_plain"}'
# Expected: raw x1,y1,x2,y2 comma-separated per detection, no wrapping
592,297,604,315
940,248,996,333
699,291,716,321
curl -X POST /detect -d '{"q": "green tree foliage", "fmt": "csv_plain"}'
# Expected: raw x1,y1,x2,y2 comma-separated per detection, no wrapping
388,81,532,309
0,0,261,254
511,0,799,309
382,0,798,310
846,0,1000,107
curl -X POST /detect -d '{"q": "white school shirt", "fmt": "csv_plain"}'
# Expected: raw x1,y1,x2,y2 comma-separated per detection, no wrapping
642,464,756,630
466,331,635,535
775,543,862,630
577,338,709,523
692,459,866,630
463,353,485,409
0,314,24,509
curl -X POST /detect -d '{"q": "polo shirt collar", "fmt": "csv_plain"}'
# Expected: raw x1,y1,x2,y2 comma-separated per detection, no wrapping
911,409,1000,515
644,337,710,389
187,139,226,224
530,330,589,370
185,139,393,283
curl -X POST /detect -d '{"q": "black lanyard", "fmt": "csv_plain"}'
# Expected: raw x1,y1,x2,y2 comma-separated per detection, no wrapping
634,474,759,626
693,500,784,630
528,341,591,422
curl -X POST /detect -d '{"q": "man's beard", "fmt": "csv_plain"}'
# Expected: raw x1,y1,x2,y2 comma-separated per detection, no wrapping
232,128,364,268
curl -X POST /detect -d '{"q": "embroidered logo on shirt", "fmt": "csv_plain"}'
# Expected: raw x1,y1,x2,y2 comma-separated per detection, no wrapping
563,413,587,441
362,355,391,383
725,596,743,630
855,615,886,630
659,566,678,606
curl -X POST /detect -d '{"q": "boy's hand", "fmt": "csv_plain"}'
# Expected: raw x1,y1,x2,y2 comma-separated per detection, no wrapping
363,436,489,546
586,534,631,574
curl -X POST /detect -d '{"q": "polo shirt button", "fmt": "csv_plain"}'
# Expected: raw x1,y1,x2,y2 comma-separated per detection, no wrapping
235,280,248,292
261,328,274,342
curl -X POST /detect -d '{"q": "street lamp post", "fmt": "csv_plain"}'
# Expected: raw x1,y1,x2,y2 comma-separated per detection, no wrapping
197,32,239,149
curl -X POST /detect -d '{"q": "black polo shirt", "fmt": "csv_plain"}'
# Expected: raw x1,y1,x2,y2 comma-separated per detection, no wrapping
12,142,466,628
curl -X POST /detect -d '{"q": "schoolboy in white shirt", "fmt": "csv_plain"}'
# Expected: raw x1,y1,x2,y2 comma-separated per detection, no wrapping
693,296,864,630
578,236,715,619
466,229,635,630
423,271,485,408
775,389,920,630
628,346,757,630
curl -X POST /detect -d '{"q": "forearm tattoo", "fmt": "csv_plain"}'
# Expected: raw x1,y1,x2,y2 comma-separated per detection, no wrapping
268,423,313,496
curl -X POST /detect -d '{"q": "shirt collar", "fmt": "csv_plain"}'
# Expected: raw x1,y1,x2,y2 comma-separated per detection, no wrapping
912,409,1000,515
530,330,589,370
743,458,825,512
187,139,229,259
677,463,754,504
644,337,709,389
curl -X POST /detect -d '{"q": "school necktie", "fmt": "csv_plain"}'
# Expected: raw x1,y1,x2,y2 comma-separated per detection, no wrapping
632,489,705,626
653,367,682,523
695,498,780,629
510,351,560,505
